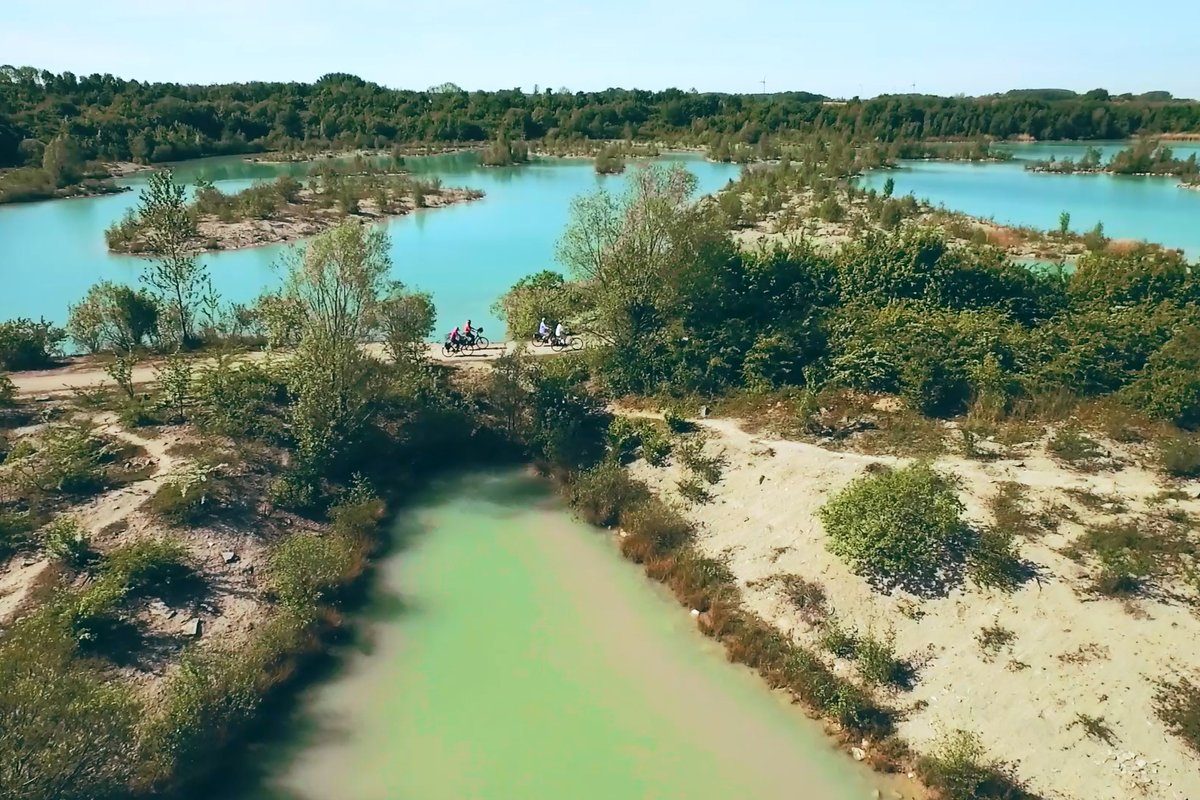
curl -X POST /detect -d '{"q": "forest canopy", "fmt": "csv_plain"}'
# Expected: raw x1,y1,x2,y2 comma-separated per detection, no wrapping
2,65,1199,168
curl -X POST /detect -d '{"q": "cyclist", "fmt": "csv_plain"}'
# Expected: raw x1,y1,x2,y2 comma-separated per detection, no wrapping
537,318,550,343
553,320,567,346
463,318,475,345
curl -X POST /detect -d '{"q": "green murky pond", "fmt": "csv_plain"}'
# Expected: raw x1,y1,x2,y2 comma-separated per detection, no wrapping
224,470,895,800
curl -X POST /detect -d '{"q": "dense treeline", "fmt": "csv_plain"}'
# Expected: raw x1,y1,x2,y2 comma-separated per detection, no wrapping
2,65,1199,170
498,163,1200,428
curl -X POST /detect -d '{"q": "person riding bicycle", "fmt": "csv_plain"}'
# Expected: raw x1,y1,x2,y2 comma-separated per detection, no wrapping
450,325,462,346
462,319,475,345
553,321,567,345
537,318,550,342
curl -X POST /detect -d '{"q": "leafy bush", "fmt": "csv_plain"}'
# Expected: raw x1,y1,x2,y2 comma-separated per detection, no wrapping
0,372,14,407
269,470,321,513
270,532,359,619
0,608,139,800
0,317,65,370
41,516,91,567
819,463,968,595
917,730,1028,800
819,620,860,658
0,509,36,558
12,424,112,495
66,282,159,354
104,538,196,599
1123,326,1200,428
147,460,228,524
607,417,672,466
854,632,910,688
568,461,649,527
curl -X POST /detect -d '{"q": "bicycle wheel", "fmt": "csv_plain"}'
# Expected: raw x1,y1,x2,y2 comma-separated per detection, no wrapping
550,338,566,352
476,336,490,349
569,336,584,351
442,342,453,358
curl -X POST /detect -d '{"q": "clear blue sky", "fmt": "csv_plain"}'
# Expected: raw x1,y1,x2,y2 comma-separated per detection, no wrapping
3,0,1197,98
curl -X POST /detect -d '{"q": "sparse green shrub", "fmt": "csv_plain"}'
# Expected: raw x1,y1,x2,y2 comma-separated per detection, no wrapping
270,532,359,619
917,729,1026,800
778,574,828,624
820,463,968,595
855,631,910,688
819,620,860,658
12,424,112,495
42,516,91,567
1066,520,1192,597
1159,435,1200,478
968,527,1026,591
0,373,14,407
1156,677,1200,756
568,461,649,527
1048,424,1108,468
619,498,693,562
1071,713,1117,745
104,538,195,599
676,475,713,504
607,417,672,466
976,622,1016,660
147,461,226,524
677,436,725,484
0,607,139,800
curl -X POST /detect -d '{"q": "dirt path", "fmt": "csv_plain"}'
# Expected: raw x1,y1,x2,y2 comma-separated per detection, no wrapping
9,341,546,397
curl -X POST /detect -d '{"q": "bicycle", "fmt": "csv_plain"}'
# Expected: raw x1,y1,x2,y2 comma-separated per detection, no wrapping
550,335,584,352
465,326,489,352
442,336,467,357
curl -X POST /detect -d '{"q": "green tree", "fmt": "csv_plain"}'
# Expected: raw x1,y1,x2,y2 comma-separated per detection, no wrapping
278,221,391,474
66,282,159,354
378,285,436,364
1058,210,1071,236
882,176,895,198
136,170,212,347
41,132,82,188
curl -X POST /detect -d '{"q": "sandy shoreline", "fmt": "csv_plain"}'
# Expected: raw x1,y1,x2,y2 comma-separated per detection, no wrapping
626,413,1200,800
108,186,482,255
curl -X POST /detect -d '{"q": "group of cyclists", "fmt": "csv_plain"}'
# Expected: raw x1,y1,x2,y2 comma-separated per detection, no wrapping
442,316,580,355
535,318,569,346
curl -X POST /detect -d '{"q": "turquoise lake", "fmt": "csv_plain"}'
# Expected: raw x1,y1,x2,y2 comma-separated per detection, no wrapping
859,141,1200,258
0,152,741,339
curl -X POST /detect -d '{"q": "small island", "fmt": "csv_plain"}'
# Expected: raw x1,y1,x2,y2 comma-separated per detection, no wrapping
104,159,483,254
1027,139,1200,185
0,133,146,204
